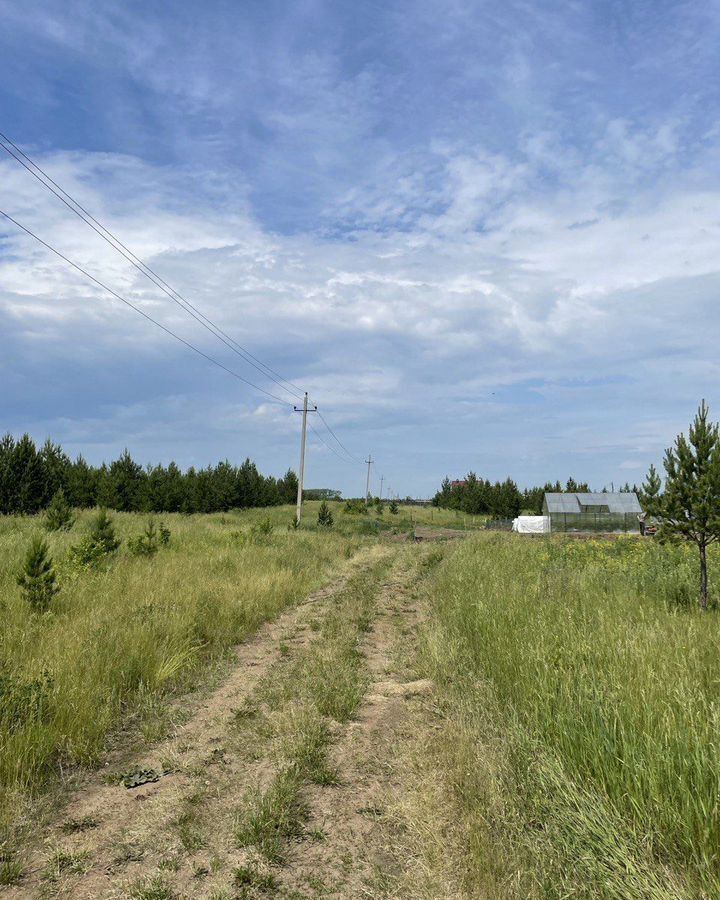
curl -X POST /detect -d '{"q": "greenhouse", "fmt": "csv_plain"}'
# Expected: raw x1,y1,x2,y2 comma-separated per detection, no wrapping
542,491,643,533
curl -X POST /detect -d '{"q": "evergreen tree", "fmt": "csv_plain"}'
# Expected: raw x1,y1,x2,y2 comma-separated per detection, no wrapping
66,455,98,507
317,501,334,528
39,439,70,505
44,488,74,531
128,517,160,556
89,508,121,554
279,469,299,504
104,450,145,511
11,435,46,514
17,535,59,612
389,499,399,514
0,433,16,514
643,401,720,610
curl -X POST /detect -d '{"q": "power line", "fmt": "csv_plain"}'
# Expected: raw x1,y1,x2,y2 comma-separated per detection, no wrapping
312,406,365,464
308,421,359,464
0,132,367,470
0,209,291,406
0,131,305,402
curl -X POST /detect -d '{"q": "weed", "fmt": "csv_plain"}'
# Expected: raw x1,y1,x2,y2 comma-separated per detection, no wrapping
0,858,23,885
236,768,309,863
59,815,98,834
174,809,206,852
233,863,278,890
127,875,177,900
43,848,91,880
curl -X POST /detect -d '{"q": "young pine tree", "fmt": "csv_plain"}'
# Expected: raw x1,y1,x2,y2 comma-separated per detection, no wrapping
389,499,399,515
317,501,334,528
128,517,160,556
17,535,59,612
44,488,74,532
90,508,121,554
642,401,720,610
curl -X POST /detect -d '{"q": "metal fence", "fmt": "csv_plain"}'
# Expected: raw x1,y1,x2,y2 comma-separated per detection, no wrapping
484,518,515,531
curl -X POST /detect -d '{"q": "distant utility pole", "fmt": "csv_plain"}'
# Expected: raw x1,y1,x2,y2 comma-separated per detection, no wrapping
294,392,317,525
365,454,373,501
379,475,384,500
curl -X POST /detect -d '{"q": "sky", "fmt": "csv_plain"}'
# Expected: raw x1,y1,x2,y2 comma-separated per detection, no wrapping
1,0,719,498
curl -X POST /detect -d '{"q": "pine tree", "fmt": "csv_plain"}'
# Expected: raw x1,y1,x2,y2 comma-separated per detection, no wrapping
17,535,59,612
128,517,160,556
643,401,720,610
317,501,334,528
389,499,399,515
44,488,74,531
89,508,121,554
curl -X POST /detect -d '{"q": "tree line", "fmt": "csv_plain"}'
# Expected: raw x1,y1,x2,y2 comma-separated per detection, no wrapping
433,473,640,518
0,433,299,515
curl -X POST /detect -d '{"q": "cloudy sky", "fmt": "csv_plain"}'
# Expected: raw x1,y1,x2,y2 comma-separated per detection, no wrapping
1,0,719,497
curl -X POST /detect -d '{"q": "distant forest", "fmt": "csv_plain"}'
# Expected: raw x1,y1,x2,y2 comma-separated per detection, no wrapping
433,473,640,518
0,434,299,515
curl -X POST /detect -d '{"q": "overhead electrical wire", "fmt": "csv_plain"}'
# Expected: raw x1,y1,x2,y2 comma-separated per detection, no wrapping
0,131,305,402
0,131,367,467
308,422,356,463
0,209,291,406
312,407,365,464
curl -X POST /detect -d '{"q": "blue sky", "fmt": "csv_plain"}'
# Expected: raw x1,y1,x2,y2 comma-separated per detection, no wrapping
1,0,719,497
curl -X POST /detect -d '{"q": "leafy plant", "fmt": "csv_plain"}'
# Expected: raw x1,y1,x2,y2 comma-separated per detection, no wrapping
44,488,74,532
17,536,59,612
317,501,334,528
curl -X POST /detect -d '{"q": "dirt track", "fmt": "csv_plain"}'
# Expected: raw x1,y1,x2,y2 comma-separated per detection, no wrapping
6,544,444,899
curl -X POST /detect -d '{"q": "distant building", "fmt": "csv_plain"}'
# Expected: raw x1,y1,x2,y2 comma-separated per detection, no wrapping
542,492,642,533
450,480,467,489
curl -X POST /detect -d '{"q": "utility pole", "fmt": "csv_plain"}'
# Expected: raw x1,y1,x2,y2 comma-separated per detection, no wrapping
379,475,384,500
293,392,317,525
365,454,373,501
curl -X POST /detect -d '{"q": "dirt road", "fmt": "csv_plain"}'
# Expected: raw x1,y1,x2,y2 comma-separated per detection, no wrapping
5,543,454,900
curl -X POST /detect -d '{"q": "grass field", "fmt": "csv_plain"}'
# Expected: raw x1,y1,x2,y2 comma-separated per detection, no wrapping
0,501,480,837
0,503,359,835
6,504,716,898
421,533,720,898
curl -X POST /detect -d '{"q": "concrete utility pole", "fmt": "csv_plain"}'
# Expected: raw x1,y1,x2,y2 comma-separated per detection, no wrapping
365,454,373,501
379,475,384,500
293,393,317,525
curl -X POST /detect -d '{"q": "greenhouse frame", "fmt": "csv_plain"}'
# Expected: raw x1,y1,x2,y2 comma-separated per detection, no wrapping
542,492,643,533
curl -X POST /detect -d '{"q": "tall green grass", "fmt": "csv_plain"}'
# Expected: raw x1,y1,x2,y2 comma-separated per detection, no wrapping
0,506,361,832
426,534,720,896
